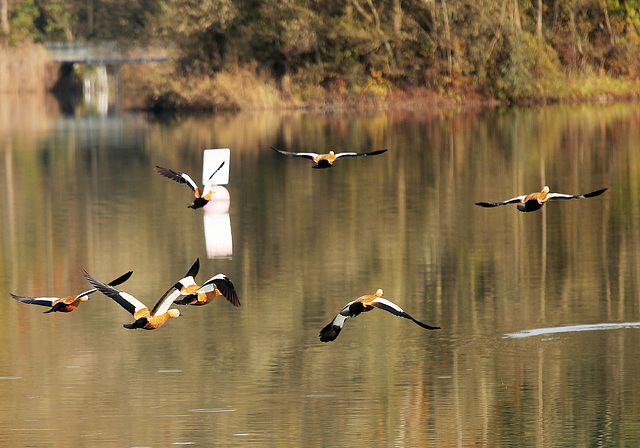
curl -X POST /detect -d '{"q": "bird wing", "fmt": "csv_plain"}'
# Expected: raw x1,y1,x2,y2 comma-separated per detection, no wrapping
546,188,608,201
197,274,241,307
184,258,200,280
155,166,199,192
107,270,134,287
150,287,182,316
71,270,134,302
333,149,388,159
319,313,350,342
370,297,440,330
151,271,195,316
270,147,318,160
10,293,56,307
319,301,359,342
159,259,201,306
83,270,147,316
475,195,527,207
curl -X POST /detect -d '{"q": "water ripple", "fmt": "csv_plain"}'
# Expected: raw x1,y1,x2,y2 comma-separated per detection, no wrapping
504,322,640,339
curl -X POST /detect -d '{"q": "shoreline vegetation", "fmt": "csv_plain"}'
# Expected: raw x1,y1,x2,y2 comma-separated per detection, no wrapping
1,1,639,112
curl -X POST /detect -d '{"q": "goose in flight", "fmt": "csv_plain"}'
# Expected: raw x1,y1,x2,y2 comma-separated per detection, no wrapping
167,258,240,307
82,270,189,330
10,271,132,314
475,186,607,212
271,147,387,169
155,161,225,209
319,289,439,342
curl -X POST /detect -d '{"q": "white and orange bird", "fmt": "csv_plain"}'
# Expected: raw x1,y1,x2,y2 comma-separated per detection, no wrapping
166,258,240,308
319,289,439,342
82,269,194,330
271,147,387,169
475,186,607,212
10,271,132,314
155,161,225,209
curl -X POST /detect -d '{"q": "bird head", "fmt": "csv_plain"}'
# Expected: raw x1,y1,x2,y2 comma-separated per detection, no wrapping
168,309,182,318
375,288,383,297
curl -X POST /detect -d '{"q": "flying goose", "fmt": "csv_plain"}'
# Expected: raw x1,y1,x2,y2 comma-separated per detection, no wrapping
475,186,607,212
271,147,387,169
155,161,225,209
320,289,439,342
10,271,132,314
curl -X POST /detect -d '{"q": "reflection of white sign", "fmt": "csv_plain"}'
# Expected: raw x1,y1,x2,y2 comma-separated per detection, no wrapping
203,148,230,186
204,209,233,259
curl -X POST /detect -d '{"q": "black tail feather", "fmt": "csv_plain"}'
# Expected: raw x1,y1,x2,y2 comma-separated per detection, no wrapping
123,318,147,329
174,295,196,306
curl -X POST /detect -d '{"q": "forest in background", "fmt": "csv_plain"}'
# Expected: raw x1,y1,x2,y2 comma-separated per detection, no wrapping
1,0,640,110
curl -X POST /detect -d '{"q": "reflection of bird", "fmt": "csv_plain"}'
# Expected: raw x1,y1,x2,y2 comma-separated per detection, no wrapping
83,270,186,330
10,271,132,314
155,162,225,209
475,186,608,212
168,258,240,307
319,289,439,342
271,147,387,169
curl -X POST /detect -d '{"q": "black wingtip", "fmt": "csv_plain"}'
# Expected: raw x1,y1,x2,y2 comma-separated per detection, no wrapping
319,323,341,342
414,320,441,330
186,259,200,278
108,271,133,287
584,187,608,198
230,292,241,307
475,202,497,208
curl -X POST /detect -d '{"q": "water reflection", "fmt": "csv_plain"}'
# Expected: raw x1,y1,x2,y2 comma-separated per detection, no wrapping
1,96,640,446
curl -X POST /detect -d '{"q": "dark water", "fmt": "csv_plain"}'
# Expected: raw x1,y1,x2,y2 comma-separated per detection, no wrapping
1,95,639,447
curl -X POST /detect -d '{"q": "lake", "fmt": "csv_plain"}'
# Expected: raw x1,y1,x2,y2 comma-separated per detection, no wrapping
1,94,639,447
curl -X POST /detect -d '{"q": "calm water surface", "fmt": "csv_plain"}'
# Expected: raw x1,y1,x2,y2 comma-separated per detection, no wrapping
0,95,639,447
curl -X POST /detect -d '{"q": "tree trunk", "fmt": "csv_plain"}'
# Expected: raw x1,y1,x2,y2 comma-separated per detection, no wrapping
393,0,402,37
568,7,583,58
423,0,439,54
536,0,543,39
601,0,615,45
441,0,452,76
513,0,522,32
88,0,94,38
1,0,9,45
352,0,396,69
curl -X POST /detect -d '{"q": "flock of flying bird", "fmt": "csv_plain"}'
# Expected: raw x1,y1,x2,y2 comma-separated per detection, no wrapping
10,147,608,341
